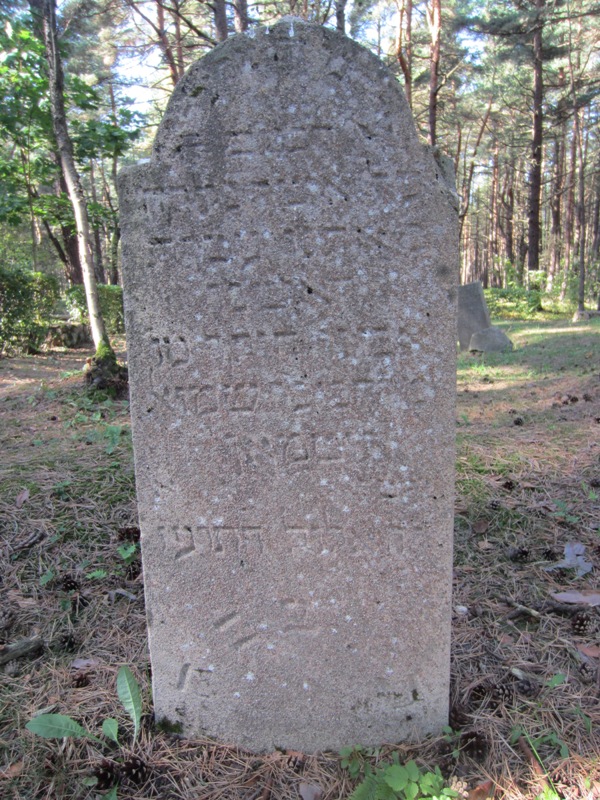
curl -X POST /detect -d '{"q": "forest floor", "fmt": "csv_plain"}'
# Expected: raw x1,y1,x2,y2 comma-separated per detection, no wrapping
0,316,599,800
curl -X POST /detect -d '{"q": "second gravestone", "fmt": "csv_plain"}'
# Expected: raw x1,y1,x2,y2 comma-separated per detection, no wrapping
119,18,457,752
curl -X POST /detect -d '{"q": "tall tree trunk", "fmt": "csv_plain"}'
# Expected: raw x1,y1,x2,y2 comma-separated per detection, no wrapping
575,111,586,312
61,227,84,285
459,96,492,239
427,0,441,146
212,0,228,42
89,160,106,285
233,0,248,33
30,0,109,349
335,0,347,32
560,120,577,300
109,225,121,286
566,17,586,312
489,138,499,284
527,0,544,272
499,154,515,269
396,0,413,107
549,133,564,291
155,0,181,85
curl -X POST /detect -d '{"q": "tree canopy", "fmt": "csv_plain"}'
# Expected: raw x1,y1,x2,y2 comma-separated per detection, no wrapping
1,0,599,306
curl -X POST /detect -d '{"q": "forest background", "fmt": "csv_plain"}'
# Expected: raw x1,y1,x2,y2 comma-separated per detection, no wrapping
0,0,599,349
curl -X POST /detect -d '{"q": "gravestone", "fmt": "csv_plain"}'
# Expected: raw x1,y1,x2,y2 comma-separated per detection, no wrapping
119,18,457,753
457,281,491,350
469,326,513,353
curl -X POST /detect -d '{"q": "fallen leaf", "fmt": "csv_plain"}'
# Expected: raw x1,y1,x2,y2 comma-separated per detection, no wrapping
477,540,494,551
577,644,600,659
472,520,489,534
0,760,24,779
71,658,99,670
299,783,323,800
15,489,29,508
545,542,593,578
6,590,37,609
467,779,494,800
551,590,600,606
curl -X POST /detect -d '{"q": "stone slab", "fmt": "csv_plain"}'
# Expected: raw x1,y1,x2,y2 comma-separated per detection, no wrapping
458,281,491,350
469,326,513,353
119,18,457,753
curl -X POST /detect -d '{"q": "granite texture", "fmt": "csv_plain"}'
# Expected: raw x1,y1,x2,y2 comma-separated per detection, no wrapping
469,326,514,353
118,17,457,753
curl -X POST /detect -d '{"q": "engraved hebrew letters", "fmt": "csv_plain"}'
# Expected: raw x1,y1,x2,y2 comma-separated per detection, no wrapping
119,19,457,753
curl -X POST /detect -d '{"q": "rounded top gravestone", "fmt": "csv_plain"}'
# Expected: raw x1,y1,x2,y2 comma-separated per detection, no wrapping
119,18,457,753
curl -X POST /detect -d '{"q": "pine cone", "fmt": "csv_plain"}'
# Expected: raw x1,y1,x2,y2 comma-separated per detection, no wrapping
468,684,488,710
489,682,514,708
72,671,90,688
92,759,120,790
502,478,516,491
488,499,502,511
571,610,596,636
460,731,489,761
507,546,529,563
513,416,524,426
61,576,80,593
579,660,597,684
542,548,559,562
4,659,20,677
516,678,539,698
448,777,469,798
122,755,150,785
118,526,141,542
0,605,16,632
55,632,78,653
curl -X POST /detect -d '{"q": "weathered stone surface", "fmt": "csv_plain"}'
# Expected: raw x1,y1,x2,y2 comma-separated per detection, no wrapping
469,326,514,353
457,281,491,350
119,18,457,753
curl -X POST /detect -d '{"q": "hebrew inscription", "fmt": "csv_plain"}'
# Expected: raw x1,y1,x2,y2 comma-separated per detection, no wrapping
119,18,457,753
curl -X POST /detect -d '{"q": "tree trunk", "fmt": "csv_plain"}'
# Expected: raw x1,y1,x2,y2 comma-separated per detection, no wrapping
489,137,499,284
548,133,564,291
233,0,248,33
575,111,586,312
396,0,413,108
459,97,492,239
89,160,106,285
30,0,109,349
212,0,228,42
109,224,121,286
527,0,544,273
427,0,441,146
155,0,181,85
61,227,84,285
335,0,347,32
561,118,577,300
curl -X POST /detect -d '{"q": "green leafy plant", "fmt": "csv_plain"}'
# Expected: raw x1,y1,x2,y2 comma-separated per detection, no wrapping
343,754,458,800
117,542,138,566
65,284,124,334
340,746,379,780
26,665,142,746
0,265,60,354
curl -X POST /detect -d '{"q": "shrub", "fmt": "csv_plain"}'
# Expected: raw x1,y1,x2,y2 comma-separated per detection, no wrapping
0,266,60,355
484,286,542,319
66,284,124,334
